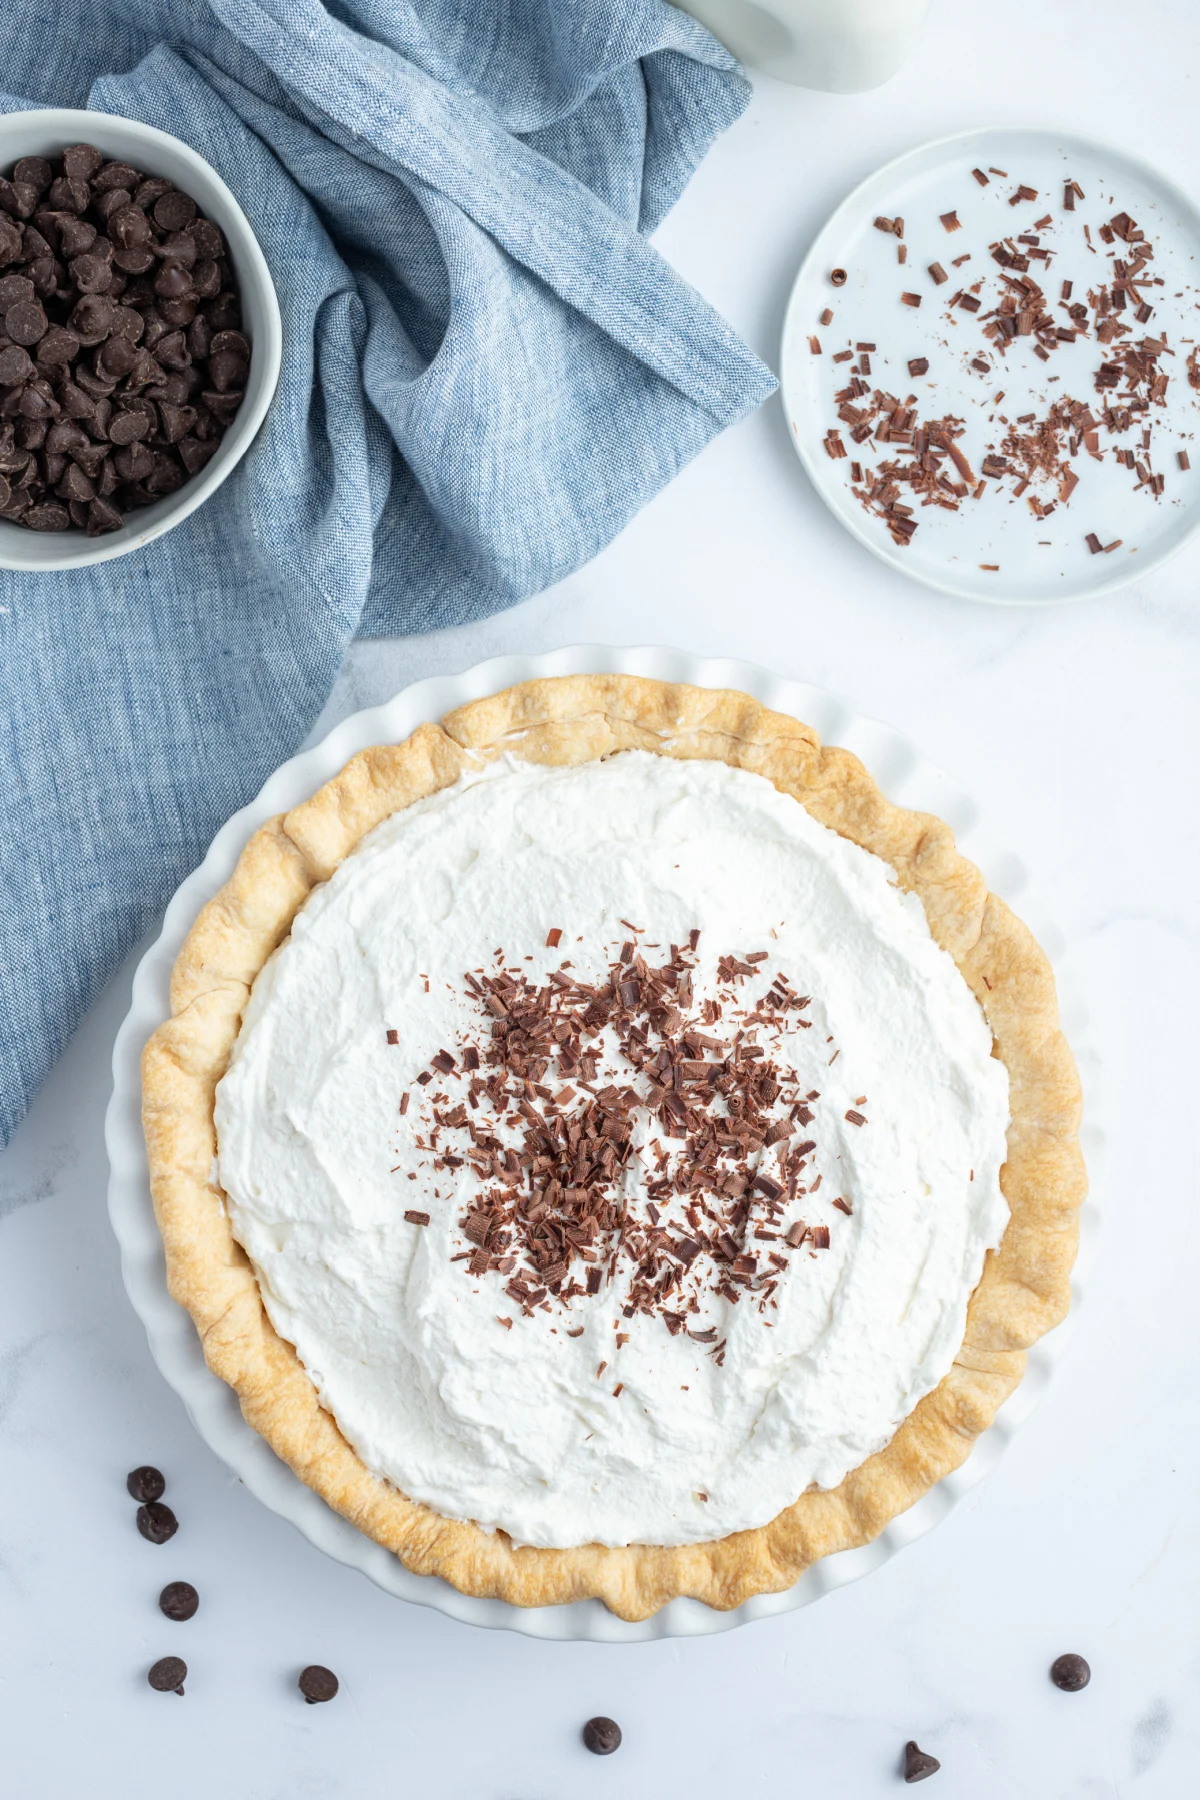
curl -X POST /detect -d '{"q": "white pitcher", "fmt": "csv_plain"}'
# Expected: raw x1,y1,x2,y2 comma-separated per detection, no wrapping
679,0,931,92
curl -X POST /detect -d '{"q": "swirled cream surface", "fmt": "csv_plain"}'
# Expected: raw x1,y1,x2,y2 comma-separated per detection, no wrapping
215,752,1009,1548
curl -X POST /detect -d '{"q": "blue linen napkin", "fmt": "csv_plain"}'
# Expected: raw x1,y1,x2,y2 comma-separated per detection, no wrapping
0,0,776,1147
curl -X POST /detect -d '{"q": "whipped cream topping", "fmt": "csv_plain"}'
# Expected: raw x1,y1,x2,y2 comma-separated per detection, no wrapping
215,751,1010,1549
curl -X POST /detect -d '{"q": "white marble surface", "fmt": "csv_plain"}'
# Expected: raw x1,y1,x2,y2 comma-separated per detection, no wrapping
4,1,1200,1791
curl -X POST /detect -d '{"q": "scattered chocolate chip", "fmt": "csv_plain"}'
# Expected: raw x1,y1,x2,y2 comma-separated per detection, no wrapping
1050,1653,1090,1691
148,1656,187,1695
136,1501,179,1544
904,1741,940,1782
159,1580,200,1622
298,1665,339,1704
582,1717,622,1755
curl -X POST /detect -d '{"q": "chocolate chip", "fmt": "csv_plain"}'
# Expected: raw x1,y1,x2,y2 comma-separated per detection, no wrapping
146,449,185,494
0,215,23,262
153,330,189,372
134,176,173,209
57,461,94,502
298,1665,339,1704
209,329,250,361
36,326,79,368
59,216,97,259
25,255,60,298
187,218,224,260
93,188,132,224
177,433,217,475
13,158,52,193
157,297,197,330
0,179,37,221
62,143,103,183
190,258,221,300
127,1464,166,1502
159,1580,200,1622
87,495,122,534
93,160,139,194
147,1656,187,1695
22,501,69,530
159,230,198,269
20,224,52,261
205,355,246,402
157,401,197,443
6,301,46,345
903,1741,941,1782
136,1500,178,1544
47,176,89,215
204,291,241,331
96,334,137,379
154,190,197,233
1050,1653,1090,1691
68,293,114,346
114,440,154,482
110,204,153,250
582,1717,622,1755
0,343,32,384
108,407,152,445
112,244,156,274
18,380,57,419
0,273,34,308
70,253,113,294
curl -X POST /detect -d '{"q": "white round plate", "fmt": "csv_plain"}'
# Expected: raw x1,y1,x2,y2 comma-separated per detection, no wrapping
780,127,1200,605
105,645,1101,1640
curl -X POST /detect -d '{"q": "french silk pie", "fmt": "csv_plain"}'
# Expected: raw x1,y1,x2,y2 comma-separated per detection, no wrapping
141,675,1085,1619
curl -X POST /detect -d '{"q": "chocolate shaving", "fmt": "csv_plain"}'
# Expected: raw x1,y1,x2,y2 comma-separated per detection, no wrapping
394,936,854,1336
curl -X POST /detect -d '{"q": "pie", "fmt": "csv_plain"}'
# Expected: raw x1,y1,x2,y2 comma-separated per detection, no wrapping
141,675,1085,1620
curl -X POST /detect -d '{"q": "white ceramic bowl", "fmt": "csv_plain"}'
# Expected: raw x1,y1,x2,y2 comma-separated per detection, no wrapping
105,645,1102,1641
0,108,282,571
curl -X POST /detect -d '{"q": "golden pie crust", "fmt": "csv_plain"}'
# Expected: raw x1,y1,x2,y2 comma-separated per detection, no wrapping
141,675,1085,1620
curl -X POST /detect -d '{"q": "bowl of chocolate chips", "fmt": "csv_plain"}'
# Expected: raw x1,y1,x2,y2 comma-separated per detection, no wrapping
0,110,281,570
